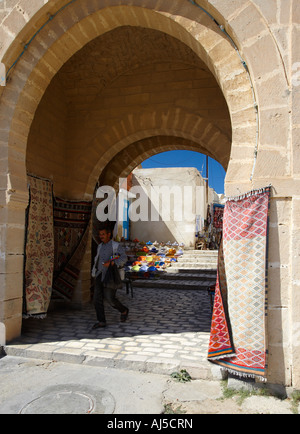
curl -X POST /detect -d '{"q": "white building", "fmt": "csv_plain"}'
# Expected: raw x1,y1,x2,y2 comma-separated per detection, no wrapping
125,167,221,249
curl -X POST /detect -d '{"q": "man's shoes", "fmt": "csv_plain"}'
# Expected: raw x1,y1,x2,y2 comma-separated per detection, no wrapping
120,309,129,323
91,322,106,330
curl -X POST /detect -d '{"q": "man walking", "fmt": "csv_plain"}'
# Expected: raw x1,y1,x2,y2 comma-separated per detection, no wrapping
91,228,128,329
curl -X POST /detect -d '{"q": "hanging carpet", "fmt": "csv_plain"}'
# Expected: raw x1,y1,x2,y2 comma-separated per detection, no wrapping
23,176,54,318
213,204,224,231
52,198,92,300
208,187,270,381
207,239,234,359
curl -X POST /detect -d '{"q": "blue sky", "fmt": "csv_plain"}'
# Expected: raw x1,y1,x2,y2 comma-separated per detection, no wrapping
141,150,226,194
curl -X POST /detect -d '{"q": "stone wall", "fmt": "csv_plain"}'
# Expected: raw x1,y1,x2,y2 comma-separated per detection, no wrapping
130,167,211,248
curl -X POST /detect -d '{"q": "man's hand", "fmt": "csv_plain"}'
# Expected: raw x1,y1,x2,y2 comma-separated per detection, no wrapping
103,260,114,268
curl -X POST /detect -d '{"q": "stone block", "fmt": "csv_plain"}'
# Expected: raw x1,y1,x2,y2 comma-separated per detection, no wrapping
229,145,255,160
268,224,290,267
0,297,23,319
224,181,252,198
290,229,300,261
205,0,249,22
250,0,278,25
17,0,44,19
259,107,289,148
0,322,5,346
267,344,292,386
231,123,257,145
256,71,289,108
254,149,290,178
1,224,26,254
243,34,287,79
225,160,253,183
292,0,300,23
0,206,25,226
2,315,22,343
267,266,290,307
290,287,300,336
229,3,266,42
292,127,300,175
267,306,290,347
0,272,23,302
269,197,291,226
0,253,24,274
2,8,27,37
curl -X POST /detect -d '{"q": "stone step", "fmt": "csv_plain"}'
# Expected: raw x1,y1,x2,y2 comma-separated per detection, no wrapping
161,272,216,282
178,257,217,262
183,250,218,256
168,262,217,269
131,277,214,290
179,251,218,256
176,257,218,264
184,250,218,254
179,253,218,259
166,268,217,275
3,345,215,382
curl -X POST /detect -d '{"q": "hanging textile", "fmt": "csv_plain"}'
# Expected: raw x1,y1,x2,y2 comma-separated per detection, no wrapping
52,198,92,300
207,239,234,359
208,187,271,381
213,204,224,231
23,175,54,318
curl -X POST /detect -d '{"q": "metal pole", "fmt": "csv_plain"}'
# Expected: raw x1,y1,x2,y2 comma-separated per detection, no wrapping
206,155,209,203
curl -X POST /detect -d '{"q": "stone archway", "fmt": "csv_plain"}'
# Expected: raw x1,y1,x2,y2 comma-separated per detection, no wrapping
98,136,220,190
25,23,234,200
1,3,255,203
0,0,297,389
84,106,231,198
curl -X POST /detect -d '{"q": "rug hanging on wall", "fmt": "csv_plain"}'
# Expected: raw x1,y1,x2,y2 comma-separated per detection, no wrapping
213,204,224,231
23,175,54,318
52,198,92,300
208,186,271,381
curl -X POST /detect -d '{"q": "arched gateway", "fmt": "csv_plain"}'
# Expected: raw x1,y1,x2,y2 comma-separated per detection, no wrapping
0,0,298,388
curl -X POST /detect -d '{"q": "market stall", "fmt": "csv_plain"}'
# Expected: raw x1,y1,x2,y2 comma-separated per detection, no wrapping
195,203,224,250
121,240,185,280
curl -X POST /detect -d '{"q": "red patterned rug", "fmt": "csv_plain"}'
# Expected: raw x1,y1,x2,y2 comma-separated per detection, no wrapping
208,187,270,381
23,176,54,318
213,204,224,231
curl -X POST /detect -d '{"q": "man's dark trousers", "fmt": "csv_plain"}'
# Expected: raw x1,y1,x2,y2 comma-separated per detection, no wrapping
93,273,127,323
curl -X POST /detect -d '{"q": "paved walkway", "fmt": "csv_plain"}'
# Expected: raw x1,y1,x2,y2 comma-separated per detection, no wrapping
5,286,214,378
3,283,297,414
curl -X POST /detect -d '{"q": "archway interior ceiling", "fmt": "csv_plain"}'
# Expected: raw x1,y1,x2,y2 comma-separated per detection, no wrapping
26,26,232,198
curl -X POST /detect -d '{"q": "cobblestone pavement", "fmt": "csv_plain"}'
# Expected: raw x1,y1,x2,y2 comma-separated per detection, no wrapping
5,286,214,378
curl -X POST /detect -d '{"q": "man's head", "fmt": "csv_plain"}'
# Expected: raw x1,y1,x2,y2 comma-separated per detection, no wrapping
99,228,112,244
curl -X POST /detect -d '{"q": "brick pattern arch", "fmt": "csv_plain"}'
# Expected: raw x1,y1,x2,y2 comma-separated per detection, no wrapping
84,107,231,199
0,2,256,207
98,135,217,190
59,25,231,149
0,1,290,200
24,25,231,200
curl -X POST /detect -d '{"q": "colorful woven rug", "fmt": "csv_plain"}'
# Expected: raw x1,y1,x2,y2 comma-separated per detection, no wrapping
208,187,270,381
52,198,92,300
207,240,234,359
23,176,54,318
213,204,224,231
